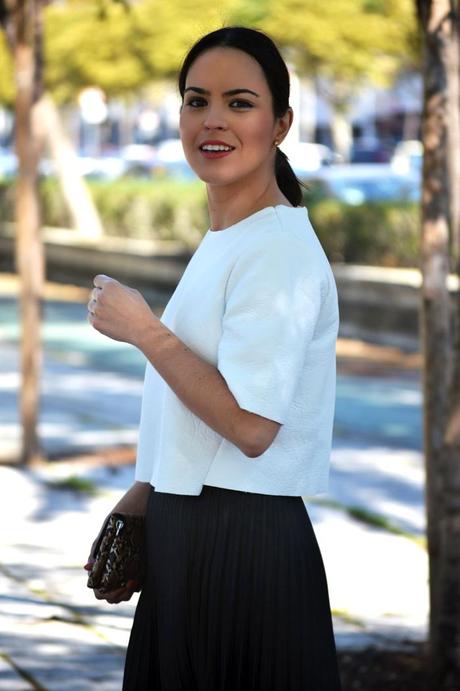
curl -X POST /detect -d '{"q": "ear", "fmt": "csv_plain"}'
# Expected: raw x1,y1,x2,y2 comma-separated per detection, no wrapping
275,107,293,145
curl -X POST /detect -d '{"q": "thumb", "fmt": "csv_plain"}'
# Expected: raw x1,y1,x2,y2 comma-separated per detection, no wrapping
84,557,95,571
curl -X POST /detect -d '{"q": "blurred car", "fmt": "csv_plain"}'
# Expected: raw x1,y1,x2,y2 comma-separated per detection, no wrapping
139,138,195,180
303,163,420,205
391,140,423,175
284,142,339,179
37,153,130,180
149,159,198,181
350,144,393,164
154,138,185,164
118,139,196,180
118,144,157,178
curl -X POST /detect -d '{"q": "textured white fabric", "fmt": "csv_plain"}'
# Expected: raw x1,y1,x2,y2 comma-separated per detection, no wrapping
134,205,339,496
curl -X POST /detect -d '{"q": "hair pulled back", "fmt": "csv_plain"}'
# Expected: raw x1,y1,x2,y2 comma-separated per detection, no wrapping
178,26,304,207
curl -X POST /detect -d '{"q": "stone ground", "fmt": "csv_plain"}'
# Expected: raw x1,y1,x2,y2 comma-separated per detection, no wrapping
0,274,429,689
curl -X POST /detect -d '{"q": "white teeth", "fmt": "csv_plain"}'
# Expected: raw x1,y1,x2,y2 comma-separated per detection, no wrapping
201,144,233,151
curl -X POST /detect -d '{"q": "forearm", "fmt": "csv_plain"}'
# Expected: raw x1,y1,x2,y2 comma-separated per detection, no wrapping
87,274,279,456
137,321,260,457
111,481,151,515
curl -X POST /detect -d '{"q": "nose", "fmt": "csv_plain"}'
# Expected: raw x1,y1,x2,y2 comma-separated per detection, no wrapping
203,104,228,130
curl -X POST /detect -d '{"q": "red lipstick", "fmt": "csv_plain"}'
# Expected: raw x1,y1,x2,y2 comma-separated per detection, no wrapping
199,140,235,160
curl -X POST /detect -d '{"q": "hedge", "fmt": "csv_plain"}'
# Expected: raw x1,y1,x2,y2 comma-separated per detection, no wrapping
0,177,420,266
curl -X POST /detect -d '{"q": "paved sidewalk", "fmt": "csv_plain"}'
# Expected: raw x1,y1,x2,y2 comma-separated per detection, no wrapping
0,459,428,690
0,279,428,689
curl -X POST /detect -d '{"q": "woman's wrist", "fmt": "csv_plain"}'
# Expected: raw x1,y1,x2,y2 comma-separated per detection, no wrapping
136,318,179,364
111,481,151,515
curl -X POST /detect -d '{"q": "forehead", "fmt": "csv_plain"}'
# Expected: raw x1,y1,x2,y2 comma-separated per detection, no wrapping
185,47,269,92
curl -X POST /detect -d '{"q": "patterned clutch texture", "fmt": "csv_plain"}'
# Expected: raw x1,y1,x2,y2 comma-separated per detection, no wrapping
87,512,145,594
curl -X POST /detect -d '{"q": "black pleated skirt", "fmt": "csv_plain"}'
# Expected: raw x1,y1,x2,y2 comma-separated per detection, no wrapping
123,484,342,691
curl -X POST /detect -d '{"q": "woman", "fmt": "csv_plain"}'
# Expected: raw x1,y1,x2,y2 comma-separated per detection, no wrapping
85,26,342,691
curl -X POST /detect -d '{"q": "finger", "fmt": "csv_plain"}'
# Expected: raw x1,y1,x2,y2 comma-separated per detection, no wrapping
111,585,137,603
87,298,96,314
94,274,115,289
104,582,138,603
94,589,108,600
94,584,130,601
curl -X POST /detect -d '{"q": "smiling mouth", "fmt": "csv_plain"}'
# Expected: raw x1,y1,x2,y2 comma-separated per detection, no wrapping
199,145,235,152
199,146,235,159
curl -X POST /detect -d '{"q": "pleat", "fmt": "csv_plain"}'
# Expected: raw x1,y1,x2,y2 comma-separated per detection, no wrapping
123,485,342,691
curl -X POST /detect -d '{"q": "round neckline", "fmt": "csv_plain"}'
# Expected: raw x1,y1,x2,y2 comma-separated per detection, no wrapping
208,204,297,234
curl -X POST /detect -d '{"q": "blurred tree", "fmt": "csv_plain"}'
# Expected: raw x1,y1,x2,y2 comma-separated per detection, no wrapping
0,0,133,467
1,0,419,130
416,0,460,688
259,0,419,158
1,0,47,466
42,0,238,103
0,0,239,467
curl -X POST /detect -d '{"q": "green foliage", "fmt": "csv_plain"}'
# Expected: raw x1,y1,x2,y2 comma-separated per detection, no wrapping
0,32,14,107
50,474,99,495
228,0,271,25
43,0,239,104
0,177,419,266
43,2,148,103
87,177,208,247
259,0,419,105
0,0,419,106
308,496,427,549
307,194,420,266
36,176,209,249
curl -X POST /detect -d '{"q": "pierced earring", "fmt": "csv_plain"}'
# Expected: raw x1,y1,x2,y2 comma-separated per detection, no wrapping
273,139,279,147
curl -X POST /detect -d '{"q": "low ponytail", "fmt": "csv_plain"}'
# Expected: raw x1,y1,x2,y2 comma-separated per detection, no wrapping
274,147,305,207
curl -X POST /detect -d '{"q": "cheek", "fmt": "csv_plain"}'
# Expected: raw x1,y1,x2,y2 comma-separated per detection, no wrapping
179,111,195,142
243,114,275,152
178,112,187,138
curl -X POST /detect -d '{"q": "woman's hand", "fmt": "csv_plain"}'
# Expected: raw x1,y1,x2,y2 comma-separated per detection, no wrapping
83,539,140,605
83,483,151,604
87,274,160,347
93,581,139,604
84,558,139,603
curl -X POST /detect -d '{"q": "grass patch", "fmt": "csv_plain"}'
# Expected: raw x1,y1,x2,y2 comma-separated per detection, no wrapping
306,497,427,550
50,475,99,496
331,608,366,627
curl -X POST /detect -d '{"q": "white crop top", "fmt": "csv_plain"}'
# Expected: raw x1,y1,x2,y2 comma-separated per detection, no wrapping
134,204,339,496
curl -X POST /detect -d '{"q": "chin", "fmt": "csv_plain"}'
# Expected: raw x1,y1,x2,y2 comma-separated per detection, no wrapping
196,163,258,186
195,170,243,186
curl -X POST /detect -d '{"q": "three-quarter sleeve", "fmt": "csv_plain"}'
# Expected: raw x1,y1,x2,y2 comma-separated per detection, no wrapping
217,231,325,424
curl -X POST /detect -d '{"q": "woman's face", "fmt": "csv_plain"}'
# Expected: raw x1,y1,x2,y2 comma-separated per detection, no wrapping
179,47,290,189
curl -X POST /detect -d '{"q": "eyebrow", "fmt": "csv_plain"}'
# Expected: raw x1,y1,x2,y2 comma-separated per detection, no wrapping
184,86,260,98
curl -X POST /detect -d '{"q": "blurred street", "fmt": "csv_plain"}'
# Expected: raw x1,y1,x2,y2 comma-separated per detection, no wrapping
0,275,427,690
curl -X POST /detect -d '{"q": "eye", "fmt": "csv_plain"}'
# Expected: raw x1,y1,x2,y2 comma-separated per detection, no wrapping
230,99,253,109
185,97,206,107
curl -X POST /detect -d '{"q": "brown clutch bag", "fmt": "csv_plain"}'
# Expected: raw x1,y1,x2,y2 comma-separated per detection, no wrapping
86,512,145,594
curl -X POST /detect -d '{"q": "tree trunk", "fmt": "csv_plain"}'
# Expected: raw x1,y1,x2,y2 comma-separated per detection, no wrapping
437,5,460,683
32,93,104,238
330,107,353,162
11,0,45,466
417,0,460,687
447,3,460,268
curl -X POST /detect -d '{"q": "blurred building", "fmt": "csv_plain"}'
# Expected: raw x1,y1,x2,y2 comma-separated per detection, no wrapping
0,71,422,160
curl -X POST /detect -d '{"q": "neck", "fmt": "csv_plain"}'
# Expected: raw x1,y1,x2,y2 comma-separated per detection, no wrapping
206,175,291,232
